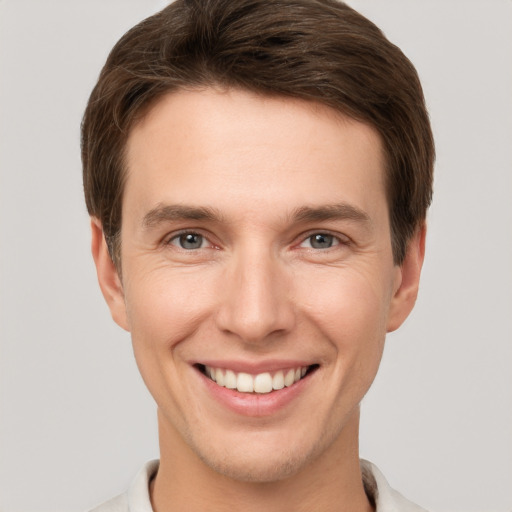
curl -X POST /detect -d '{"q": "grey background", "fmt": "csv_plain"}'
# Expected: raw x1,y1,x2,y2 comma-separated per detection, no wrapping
1,1,511,511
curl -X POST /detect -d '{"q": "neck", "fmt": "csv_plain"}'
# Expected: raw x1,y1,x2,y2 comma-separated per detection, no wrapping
150,408,373,512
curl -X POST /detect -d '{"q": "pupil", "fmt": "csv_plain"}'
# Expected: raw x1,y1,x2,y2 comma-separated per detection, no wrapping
311,234,333,249
180,233,202,249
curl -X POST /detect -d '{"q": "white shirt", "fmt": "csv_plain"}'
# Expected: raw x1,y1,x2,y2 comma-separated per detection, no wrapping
89,459,427,512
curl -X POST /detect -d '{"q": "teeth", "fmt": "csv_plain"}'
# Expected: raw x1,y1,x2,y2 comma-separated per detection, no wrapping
215,368,225,386
204,365,309,394
224,370,237,389
272,371,285,390
254,373,273,393
237,372,254,392
284,369,295,387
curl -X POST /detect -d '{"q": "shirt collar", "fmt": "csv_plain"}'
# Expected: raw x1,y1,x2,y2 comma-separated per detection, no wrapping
126,459,427,512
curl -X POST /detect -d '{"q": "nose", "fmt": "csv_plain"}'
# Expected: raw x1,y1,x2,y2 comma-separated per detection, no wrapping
215,246,296,345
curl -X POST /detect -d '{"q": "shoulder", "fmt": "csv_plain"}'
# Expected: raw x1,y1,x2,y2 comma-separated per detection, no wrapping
87,460,159,512
361,459,428,512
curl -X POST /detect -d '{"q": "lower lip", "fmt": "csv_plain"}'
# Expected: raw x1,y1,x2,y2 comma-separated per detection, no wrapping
198,369,313,417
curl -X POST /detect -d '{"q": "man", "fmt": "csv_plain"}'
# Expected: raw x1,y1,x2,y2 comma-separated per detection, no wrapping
82,0,434,510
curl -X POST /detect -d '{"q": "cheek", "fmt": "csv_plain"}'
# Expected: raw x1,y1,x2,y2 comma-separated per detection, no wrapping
121,266,220,418
295,265,390,390
297,265,392,338
123,264,218,350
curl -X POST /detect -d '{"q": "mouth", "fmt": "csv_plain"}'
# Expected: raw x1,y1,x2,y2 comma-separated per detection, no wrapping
196,364,319,394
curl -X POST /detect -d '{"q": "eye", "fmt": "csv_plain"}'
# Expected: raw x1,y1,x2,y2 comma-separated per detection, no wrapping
300,233,340,249
169,232,207,250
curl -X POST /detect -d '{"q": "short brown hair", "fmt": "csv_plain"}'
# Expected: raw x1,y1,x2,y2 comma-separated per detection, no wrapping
82,0,434,266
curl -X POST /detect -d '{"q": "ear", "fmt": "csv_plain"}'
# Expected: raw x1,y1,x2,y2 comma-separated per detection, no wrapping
387,224,426,333
90,218,130,331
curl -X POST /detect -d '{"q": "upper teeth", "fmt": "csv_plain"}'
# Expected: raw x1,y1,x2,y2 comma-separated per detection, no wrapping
205,366,308,394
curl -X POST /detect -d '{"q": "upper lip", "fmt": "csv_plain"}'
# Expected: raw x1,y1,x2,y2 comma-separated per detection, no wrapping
192,359,316,374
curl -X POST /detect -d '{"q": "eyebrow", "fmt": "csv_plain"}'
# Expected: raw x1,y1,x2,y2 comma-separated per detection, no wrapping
290,203,371,225
141,202,371,230
142,204,224,229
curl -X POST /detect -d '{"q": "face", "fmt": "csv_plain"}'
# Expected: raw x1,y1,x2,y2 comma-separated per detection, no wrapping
93,88,423,483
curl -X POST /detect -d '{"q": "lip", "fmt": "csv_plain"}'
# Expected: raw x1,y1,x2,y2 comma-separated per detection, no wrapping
196,359,312,374
193,361,318,417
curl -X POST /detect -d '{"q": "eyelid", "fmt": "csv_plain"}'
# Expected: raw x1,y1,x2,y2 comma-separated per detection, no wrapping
164,229,217,249
295,229,351,248
161,228,351,250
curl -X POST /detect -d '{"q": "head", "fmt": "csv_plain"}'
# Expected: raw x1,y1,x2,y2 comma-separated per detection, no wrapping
83,0,434,485
82,0,434,269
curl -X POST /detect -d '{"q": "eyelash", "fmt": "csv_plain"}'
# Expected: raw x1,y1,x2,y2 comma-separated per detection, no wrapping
298,231,350,250
164,230,350,252
166,230,214,250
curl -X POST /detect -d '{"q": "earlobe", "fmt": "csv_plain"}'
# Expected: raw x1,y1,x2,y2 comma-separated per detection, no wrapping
90,218,130,331
387,225,426,333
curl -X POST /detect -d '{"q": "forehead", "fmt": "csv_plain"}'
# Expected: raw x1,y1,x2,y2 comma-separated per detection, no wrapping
123,88,387,226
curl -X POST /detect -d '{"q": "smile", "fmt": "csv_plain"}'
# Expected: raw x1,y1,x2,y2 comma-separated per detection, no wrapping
200,365,315,394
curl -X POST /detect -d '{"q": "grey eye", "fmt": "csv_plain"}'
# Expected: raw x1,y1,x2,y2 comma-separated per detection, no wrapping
174,233,204,250
308,233,336,249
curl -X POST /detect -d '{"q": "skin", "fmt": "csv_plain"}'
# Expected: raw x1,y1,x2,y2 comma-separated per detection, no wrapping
92,88,425,512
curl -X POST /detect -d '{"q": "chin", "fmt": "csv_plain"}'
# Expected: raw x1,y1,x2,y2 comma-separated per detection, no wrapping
188,427,333,484
198,448,310,483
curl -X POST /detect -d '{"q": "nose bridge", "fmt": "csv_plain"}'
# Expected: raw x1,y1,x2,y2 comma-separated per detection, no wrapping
216,242,294,343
